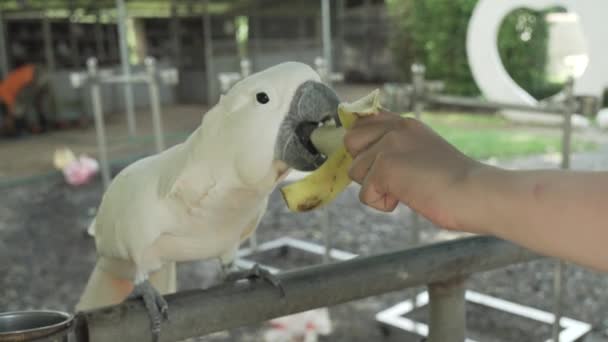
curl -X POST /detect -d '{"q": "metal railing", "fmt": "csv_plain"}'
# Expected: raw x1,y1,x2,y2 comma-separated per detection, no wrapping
70,57,179,190
72,236,540,342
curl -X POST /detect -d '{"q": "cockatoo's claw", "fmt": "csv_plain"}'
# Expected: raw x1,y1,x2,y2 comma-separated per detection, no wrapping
127,280,169,342
225,264,285,297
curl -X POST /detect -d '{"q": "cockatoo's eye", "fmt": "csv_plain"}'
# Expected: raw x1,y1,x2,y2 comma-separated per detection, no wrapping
256,92,270,104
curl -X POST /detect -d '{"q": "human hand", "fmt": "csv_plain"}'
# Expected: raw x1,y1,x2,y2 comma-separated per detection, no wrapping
344,112,483,230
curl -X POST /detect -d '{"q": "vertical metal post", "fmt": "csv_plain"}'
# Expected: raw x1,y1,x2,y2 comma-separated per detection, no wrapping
0,9,8,78
412,63,426,121
88,58,111,190
116,0,137,137
552,76,574,342
42,12,56,71
322,208,332,262
145,57,166,154
202,0,215,104
410,63,426,314
240,58,251,78
315,57,329,85
427,277,467,342
320,0,332,79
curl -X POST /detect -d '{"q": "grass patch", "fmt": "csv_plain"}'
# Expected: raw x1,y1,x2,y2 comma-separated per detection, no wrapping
403,112,597,160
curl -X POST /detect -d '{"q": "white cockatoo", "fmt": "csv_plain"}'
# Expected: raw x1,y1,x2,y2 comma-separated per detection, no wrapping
75,62,340,340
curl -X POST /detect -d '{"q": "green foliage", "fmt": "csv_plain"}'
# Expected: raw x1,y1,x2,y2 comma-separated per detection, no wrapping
387,0,563,99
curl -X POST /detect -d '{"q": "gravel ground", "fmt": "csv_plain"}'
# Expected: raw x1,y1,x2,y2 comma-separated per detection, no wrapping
2,143,608,341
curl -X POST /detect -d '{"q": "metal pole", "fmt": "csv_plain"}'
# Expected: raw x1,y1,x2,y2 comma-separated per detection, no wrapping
320,0,332,80
411,62,425,131
116,0,137,137
427,277,467,342
410,63,425,314
87,58,111,190
0,9,9,78
552,76,575,342
145,57,166,153
42,12,56,71
75,236,540,342
203,0,215,105
560,77,574,170
322,208,332,262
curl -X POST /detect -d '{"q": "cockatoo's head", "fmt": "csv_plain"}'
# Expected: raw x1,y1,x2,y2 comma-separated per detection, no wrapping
216,62,340,186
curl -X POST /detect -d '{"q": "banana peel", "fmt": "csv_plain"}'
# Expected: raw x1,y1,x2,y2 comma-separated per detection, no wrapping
280,89,382,212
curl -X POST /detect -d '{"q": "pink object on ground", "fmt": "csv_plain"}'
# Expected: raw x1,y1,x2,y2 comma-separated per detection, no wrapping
62,156,99,186
264,308,332,342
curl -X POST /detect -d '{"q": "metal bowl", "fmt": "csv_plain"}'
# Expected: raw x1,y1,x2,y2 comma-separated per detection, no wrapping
0,310,73,342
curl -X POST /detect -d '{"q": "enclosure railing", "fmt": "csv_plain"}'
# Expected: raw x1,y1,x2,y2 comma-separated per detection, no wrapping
72,236,540,342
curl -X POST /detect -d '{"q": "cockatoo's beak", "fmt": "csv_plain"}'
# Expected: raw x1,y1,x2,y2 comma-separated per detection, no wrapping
275,81,341,171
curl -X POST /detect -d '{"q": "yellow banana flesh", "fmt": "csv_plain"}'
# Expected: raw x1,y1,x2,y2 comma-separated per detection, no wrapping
280,89,382,212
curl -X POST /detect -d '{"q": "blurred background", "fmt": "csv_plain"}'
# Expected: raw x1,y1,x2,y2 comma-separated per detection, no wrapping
1,0,608,341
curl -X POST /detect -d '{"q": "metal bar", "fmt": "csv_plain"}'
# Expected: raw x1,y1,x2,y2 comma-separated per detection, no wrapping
560,77,575,170
427,277,467,342
202,0,215,104
87,58,111,190
0,10,9,78
74,236,540,342
145,57,166,153
410,63,425,314
42,12,56,71
116,0,137,137
320,0,332,79
427,94,574,115
552,76,575,342
322,208,332,262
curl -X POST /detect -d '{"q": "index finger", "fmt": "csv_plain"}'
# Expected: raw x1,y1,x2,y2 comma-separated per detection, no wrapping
344,111,403,156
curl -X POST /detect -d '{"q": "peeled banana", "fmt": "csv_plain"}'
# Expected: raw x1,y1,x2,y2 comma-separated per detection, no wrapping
280,89,382,212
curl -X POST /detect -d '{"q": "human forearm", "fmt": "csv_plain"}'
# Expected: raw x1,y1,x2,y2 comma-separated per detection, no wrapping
460,166,608,271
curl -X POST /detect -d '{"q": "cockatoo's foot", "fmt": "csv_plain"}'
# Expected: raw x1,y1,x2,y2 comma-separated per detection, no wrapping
127,280,169,342
225,264,285,297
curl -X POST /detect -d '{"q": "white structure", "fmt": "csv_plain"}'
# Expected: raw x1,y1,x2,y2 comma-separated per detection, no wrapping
376,290,591,342
466,0,608,126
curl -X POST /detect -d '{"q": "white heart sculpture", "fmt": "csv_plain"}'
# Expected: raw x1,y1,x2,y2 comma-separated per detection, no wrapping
467,0,608,127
